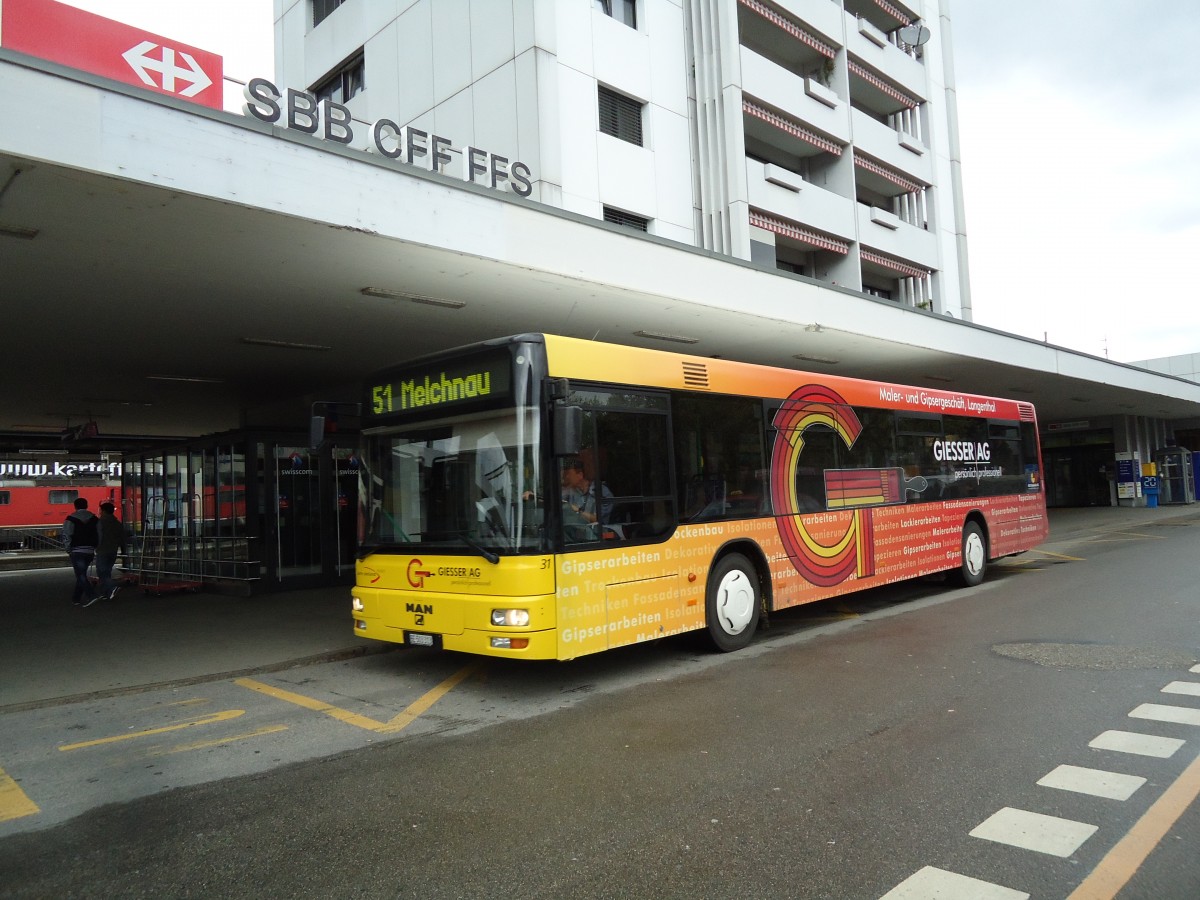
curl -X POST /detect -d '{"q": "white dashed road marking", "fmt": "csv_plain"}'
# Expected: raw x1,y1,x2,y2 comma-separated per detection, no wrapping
969,807,1098,858
1037,764,1146,801
1161,680,1200,697
1129,703,1200,727
1088,730,1185,759
879,866,1029,900
879,668,1199,899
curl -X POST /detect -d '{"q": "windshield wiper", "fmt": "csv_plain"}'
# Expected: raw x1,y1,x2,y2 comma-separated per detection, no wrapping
457,533,499,565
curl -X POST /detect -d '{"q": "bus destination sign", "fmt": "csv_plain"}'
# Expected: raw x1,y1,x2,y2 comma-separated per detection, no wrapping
367,351,512,421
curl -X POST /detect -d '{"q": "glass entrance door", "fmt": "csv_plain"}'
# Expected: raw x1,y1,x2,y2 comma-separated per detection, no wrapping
274,446,322,578
331,445,359,577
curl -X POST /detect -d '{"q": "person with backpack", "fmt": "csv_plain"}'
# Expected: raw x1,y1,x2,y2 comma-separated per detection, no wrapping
62,497,100,607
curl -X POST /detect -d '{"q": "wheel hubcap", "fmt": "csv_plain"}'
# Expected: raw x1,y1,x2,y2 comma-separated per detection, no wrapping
964,532,984,576
716,570,755,634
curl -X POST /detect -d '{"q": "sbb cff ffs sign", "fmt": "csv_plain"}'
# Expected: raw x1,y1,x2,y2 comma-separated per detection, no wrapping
0,0,223,109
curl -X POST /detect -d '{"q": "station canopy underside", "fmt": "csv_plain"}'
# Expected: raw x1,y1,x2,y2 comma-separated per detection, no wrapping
3,57,1200,454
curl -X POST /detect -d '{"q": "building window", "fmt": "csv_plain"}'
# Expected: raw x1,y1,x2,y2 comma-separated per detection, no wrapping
314,53,365,105
603,207,649,232
776,260,809,277
595,0,636,29
598,86,643,146
313,0,349,28
49,490,79,505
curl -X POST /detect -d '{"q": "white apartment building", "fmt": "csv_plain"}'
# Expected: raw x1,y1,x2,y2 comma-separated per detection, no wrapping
277,0,968,315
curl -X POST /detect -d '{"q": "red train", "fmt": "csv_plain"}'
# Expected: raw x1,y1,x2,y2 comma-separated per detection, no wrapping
0,482,121,549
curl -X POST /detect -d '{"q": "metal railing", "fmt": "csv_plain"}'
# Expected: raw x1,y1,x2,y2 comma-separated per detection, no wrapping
0,526,62,552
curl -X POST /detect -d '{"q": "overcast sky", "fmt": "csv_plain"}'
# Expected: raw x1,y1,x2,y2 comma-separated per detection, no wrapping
951,1,1200,363
57,1,1198,364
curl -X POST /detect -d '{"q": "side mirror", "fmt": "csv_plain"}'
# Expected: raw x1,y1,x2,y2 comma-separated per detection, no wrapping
553,404,582,456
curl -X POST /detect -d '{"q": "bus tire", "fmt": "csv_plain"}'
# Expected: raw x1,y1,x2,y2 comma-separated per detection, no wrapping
951,521,987,587
705,552,760,652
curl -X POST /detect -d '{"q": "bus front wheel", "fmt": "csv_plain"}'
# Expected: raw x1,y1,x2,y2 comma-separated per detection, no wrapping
951,521,987,587
705,552,761,652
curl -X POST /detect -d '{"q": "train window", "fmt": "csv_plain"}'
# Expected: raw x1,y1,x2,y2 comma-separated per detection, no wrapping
48,490,79,505
0,491,9,505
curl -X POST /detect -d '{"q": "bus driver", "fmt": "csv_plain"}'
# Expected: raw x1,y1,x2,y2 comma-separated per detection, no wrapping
561,457,613,527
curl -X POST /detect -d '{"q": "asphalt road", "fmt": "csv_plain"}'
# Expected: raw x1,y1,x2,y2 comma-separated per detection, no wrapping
1,517,1198,899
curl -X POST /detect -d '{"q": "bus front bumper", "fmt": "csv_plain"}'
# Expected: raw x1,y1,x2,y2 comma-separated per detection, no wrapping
351,587,559,660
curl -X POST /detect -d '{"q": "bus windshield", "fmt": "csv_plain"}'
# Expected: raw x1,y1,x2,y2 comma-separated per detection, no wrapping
359,407,544,556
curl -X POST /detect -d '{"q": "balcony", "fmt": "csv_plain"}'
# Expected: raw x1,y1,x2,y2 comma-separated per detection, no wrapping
843,0,918,43
844,17,926,116
740,47,850,146
855,202,937,270
737,0,843,81
746,158,855,242
766,0,844,48
850,108,932,186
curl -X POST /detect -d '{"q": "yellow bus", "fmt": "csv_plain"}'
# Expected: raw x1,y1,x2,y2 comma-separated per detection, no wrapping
352,334,1048,659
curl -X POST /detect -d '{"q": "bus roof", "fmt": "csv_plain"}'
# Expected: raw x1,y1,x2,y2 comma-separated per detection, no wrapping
539,334,1034,422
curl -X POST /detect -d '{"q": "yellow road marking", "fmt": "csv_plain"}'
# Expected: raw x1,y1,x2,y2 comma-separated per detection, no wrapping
1032,549,1085,561
235,662,481,734
1002,550,1084,569
0,765,40,823
156,725,289,755
58,709,246,752
1067,748,1200,899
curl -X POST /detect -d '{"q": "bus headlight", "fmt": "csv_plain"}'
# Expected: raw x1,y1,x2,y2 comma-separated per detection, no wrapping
490,608,530,627
352,595,364,612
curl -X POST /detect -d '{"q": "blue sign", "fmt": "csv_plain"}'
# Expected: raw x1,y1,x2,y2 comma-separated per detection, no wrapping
1116,459,1138,483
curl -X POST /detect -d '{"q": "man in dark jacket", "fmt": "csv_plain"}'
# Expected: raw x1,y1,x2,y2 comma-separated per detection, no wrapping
95,500,127,600
62,497,99,607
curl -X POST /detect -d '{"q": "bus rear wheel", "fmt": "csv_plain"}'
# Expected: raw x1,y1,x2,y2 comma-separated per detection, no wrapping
705,552,760,652
951,521,987,587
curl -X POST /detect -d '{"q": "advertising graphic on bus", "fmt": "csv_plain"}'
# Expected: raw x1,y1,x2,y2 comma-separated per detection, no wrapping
352,334,1048,660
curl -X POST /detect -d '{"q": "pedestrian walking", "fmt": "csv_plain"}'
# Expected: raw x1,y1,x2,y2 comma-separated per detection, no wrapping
62,497,99,607
95,500,127,600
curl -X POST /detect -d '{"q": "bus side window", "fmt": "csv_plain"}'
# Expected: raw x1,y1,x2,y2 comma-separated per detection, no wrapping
566,388,673,543
674,395,766,522
895,412,943,503
597,409,672,540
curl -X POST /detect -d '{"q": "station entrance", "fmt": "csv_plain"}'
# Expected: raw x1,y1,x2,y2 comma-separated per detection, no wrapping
121,430,358,592
1041,428,1115,508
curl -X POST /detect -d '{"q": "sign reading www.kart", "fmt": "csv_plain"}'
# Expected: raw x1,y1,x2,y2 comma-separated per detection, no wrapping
1,0,223,109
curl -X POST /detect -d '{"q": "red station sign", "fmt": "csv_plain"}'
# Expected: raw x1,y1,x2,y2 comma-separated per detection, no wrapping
0,0,223,109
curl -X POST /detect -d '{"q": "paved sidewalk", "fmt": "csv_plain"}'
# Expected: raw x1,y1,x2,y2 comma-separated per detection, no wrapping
1,504,1196,712
1041,503,1200,540
0,568,382,712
